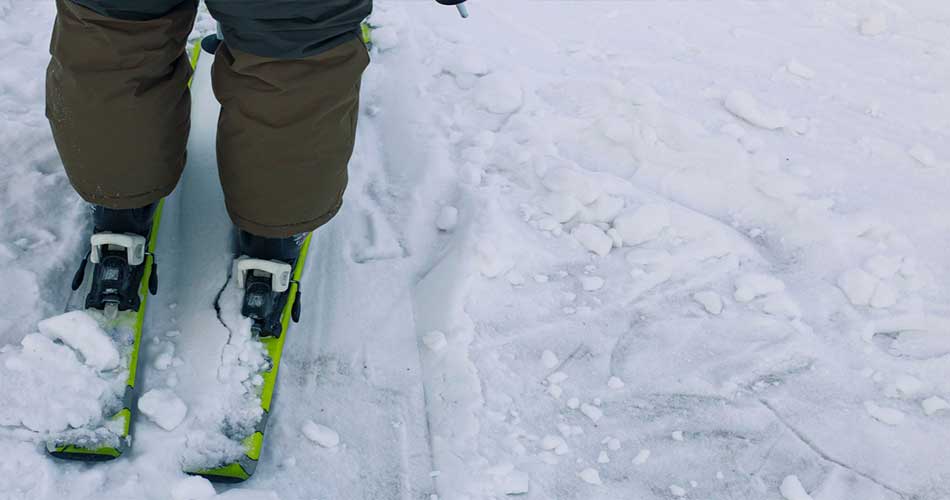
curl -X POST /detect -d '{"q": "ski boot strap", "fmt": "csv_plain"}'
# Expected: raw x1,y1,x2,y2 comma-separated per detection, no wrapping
235,258,292,293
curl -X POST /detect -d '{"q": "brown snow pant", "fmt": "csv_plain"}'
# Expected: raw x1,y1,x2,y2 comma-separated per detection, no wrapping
46,0,370,237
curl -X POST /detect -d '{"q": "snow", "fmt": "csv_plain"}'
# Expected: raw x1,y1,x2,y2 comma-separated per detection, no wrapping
170,477,216,500
301,420,340,448
577,468,602,485
435,206,458,231
723,90,790,130
612,204,671,247
571,223,612,257
138,389,188,431
779,475,813,500
37,311,119,371
864,401,905,426
2,0,950,499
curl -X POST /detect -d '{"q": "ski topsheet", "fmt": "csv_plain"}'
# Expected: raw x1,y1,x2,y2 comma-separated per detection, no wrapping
186,234,313,482
47,42,203,461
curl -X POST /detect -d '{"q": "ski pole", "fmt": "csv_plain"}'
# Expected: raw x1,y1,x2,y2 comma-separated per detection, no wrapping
457,2,469,18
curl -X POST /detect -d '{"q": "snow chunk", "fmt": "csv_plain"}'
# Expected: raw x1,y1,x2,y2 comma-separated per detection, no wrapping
671,430,684,441
542,167,601,204
541,192,582,223
170,476,216,500
670,485,686,497
580,403,603,422
138,389,187,431
607,376,625,389
475,73,523,114
864,401,904,425
613,204,671,246
837,269,878,306
423,331,448,351
780,475,813,500
893,374,923,397
566,397,580,409
303,420,340,448
633,449,651,465
693,291,723,315
597,450,610,463
922,396,949,416
541,435,570,455
37,311,119,371
572,224,613,257
601,117,634,143
502,470,530,495
541,350,559,368
578,468,602,485
785,60,815,80
581,276,605,292
734,274,785,303
870,282,898,309
909,144,938,168
724,90,789,130
371,27,400,51
860,13,888,36
865,255,902,278
436,206,459,231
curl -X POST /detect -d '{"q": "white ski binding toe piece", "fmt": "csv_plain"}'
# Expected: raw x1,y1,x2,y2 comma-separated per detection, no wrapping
235,258,292,293
90,233,147,266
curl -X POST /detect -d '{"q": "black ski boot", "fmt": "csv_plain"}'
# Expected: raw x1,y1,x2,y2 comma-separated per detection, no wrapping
234,230,306,337
71,204,159,315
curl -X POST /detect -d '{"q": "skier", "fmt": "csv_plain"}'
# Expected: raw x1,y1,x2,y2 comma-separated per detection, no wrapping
47,0,464,333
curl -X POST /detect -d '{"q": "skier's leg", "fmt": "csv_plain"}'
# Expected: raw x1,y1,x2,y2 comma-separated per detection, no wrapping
47,0,198,209
205,1,371,238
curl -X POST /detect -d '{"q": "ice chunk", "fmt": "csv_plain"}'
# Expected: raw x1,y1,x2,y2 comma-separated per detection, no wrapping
693,291,723,315
37,311,119,371
613,204,671,246
780,475,813,500
572,224,613,257
302,420,340,448
922,396,949,416
864,401,904,425
541,350,559,368
423,331,448,351
580,403,603,422
578,468,602,485
170,476,216,500
436,206,459,231
138,389,187,431
581,276,605,292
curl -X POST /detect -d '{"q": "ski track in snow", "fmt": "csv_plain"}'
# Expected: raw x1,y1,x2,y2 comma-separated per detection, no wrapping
2,0,950,499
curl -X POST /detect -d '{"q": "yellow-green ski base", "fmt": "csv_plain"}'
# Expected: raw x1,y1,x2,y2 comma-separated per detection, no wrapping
187,235,312,483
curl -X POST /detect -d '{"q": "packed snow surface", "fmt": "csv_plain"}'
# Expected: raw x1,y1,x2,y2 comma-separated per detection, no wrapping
1,0,950,499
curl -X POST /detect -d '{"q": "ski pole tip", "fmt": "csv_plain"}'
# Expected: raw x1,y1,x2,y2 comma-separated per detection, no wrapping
457,3,470,18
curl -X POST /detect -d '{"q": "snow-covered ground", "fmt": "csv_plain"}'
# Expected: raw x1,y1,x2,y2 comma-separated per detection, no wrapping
1,0,950,499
